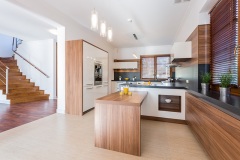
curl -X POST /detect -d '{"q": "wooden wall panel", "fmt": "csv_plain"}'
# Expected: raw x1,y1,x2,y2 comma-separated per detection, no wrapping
95,103,141,156
186,92,240,160
65,40,83,115
180,24,210,67
198,25,211,64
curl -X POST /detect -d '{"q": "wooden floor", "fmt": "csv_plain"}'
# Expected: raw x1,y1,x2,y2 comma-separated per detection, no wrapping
0,110,210,160
0,100,57,132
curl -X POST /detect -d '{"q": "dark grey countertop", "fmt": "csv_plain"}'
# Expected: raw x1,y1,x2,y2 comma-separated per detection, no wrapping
119,83,240,120
120,83,187,89
188,90,240,121
111,80,143,82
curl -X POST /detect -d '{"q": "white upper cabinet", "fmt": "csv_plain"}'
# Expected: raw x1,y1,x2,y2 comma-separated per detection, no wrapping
171,41,192,62
82,41,109,112
113,62,138,69
83,42,95,86
99,51,108,83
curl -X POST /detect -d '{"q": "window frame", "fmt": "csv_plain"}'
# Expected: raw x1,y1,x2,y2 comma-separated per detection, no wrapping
140,54,172,81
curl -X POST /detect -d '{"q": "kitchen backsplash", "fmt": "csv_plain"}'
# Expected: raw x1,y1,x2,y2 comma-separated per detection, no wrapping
114,72,140,81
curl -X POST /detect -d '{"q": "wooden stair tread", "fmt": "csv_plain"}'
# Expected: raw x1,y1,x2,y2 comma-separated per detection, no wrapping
0,69,20,73
2,87,40,94
4,79,30,83
12,94,49,100
0,83,35,89
0,57,49,104
7,91,45,98
10,94,50,104
8,76,27,80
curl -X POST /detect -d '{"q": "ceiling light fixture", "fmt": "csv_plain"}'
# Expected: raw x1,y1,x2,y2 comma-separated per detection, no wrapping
90,9,113,42
127,18,133,22
107,27,113,42
100,20,107,37
91,9,98,31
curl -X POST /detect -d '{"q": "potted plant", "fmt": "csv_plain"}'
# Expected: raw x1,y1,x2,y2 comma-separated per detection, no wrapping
201,72,211,93
219,73,232,96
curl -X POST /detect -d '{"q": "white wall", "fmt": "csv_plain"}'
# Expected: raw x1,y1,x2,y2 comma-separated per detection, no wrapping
6,0,116,114
15,39,56,99
0,34,14,57
115,45,172,59
174,0,208,42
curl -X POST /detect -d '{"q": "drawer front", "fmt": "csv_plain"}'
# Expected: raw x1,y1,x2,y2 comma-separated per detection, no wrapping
158,95,181,112
160,95,180,104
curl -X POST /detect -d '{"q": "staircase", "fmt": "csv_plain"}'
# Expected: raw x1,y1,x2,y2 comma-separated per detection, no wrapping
0,57,49,104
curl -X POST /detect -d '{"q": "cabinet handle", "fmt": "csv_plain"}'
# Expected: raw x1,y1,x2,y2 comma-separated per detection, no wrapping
165,99,172,103
86,83,93,85
86,87,93,89
95,61,102,64
96,86,103,88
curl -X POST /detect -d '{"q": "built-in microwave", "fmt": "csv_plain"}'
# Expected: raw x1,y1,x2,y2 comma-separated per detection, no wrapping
94,62,102,86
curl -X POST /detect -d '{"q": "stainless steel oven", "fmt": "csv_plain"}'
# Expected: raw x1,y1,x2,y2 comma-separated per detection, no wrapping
94,62,102,86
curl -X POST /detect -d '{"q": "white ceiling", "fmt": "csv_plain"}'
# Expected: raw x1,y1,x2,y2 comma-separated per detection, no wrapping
39,0,191,48
0,1,59,41
2,0,217,48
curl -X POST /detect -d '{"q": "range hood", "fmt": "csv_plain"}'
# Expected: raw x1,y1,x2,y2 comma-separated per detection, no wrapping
166,63,180,68
171,41,192,62
172,58,191,62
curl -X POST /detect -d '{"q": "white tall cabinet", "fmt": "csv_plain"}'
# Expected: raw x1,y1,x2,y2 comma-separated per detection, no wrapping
66,40,108,115
83,41,108,113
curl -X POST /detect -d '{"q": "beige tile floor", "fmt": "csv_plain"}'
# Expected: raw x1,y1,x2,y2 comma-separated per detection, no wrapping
0,111,210,160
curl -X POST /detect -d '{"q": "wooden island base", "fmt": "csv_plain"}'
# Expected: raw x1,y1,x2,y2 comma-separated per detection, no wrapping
95,91,147,156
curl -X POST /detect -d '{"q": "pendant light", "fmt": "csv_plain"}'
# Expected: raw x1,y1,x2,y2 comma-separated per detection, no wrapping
107,27,113,42
100,20,107,37
91,9,98,31
90,8,113,42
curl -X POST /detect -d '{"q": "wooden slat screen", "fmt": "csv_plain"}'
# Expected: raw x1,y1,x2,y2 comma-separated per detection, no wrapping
210,0,238,85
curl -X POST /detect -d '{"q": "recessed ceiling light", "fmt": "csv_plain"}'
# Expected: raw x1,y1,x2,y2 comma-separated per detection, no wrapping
127,19,132,22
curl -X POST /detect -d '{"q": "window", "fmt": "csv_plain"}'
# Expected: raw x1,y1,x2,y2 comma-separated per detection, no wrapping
140,55,171,80
210,0,239,86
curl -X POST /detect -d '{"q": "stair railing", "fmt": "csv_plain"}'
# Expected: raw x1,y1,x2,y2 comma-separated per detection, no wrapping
0,60,9,94
12,37,50,78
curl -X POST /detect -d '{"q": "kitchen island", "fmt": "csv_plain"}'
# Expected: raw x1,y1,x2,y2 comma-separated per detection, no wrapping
121,83,187,122
95,91,147,156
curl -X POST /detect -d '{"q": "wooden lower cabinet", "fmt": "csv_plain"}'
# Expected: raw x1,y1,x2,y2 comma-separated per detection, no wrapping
186,92,240,160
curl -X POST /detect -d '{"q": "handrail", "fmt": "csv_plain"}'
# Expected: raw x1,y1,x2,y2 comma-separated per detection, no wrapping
0,60,9,94
13,51,50,78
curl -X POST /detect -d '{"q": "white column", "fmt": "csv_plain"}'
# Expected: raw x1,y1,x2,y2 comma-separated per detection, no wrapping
56,26,66,114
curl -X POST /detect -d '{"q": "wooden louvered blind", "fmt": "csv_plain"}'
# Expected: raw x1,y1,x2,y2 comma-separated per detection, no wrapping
210,0,238,85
